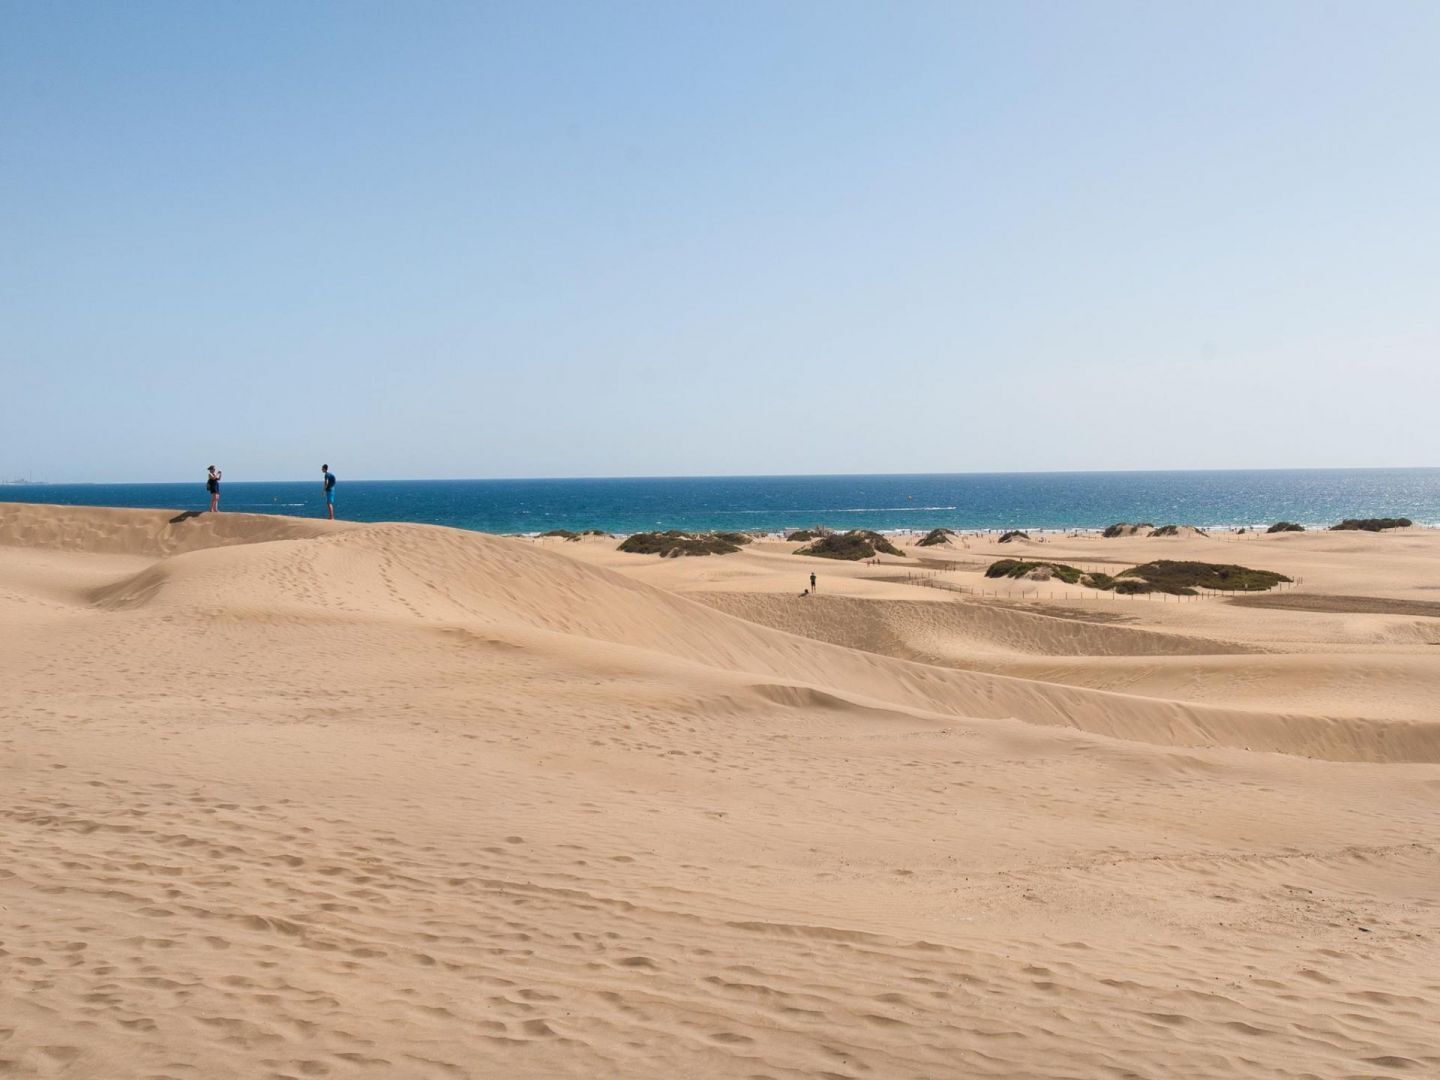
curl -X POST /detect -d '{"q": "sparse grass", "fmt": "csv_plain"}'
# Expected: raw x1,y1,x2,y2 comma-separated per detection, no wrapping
797,530,905,560
618,530,744,557
1267,521,1305,533
917,528,956,547
1330,518,1413,532
1118,560,1290,595
997,530,1030,543
1149,524,1208,537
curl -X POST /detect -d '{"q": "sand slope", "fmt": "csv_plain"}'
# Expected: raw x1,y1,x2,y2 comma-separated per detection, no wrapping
3,503,1439,1079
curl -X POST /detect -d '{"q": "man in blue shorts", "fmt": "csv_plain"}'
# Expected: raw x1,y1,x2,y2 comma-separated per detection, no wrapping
321,464,337,519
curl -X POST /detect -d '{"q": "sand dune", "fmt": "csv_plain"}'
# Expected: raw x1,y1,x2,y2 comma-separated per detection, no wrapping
3,503,1439,1079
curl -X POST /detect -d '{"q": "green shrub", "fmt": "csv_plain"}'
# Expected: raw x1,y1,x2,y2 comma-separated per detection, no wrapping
1267,521,1304,533
540,529,579,540
916,528,956,547
618,530,744,557
1102,522,1153,538
797,530,905,560
981,560,1288,595
1330,518,1412,532
1113,578,1152,594
1118,560,1290,595
997,530,1030,543
985,559,1083,584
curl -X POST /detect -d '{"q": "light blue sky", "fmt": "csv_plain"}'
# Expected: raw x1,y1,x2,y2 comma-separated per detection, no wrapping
3,1,1437,482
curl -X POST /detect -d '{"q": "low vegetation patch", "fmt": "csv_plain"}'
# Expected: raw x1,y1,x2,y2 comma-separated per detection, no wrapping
984,558,1289,595
618,530,745,557
539,529,580,541
580,529,611,537
1102,522,1153,538
796,530,905,560
1117,560,1290,595
1113,578,1152,595
1330,518,1412,532
985,559,1084,584
1267,521,1305,533
1149,524,1208,538
997,530,1030,543
916,528,957,547
786,529,821,542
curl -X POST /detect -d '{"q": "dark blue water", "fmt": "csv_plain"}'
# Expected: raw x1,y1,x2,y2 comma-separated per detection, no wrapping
4,470,1438,534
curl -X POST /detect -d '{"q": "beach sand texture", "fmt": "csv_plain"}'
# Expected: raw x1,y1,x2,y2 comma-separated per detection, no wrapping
3,503,1439,1079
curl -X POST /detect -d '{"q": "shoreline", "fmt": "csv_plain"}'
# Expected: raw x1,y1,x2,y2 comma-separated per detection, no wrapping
5,499,1435,540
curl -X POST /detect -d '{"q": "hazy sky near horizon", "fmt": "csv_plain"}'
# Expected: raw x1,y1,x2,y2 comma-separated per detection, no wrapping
3,1,1438,483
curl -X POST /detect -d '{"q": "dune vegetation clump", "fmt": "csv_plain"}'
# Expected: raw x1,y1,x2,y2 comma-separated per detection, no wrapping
539,529,581,541
985,559,1083,584
580,529,612,537
1117,560,1290,595
997,530,1030,543
618,531,745,557
1267,521,1305,533
916,528,956,547
1330,518,1413,532
796,530,905,560
786,529,821,542
1101,523,1153,538
1149,524,1208,538
985,558,1289,595
1112,578,1152,595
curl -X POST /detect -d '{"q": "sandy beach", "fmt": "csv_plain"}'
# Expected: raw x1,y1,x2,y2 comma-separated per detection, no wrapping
2,502,1438,1079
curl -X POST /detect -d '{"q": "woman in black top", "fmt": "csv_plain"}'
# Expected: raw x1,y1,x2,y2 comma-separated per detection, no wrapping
207,465,222,512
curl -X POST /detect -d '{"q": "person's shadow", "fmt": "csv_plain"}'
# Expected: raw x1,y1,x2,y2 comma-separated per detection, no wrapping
168,511,203,524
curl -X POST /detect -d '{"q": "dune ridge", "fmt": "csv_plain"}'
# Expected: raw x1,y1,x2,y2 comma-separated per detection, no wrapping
12,505,1436,763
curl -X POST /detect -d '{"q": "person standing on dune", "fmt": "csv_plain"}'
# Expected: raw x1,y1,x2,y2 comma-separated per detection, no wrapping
206,465,222,512
810,571,817,593
321,464,337,520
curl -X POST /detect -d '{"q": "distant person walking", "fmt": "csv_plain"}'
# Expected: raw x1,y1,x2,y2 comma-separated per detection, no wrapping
321,464,337,520
810,571,817,593
206,465,222,512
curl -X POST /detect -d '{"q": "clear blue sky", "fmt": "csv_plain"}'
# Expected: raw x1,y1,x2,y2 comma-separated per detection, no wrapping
3,1,1437,482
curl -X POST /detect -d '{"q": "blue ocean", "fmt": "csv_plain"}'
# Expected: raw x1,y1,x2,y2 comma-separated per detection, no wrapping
3,469,1438,535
